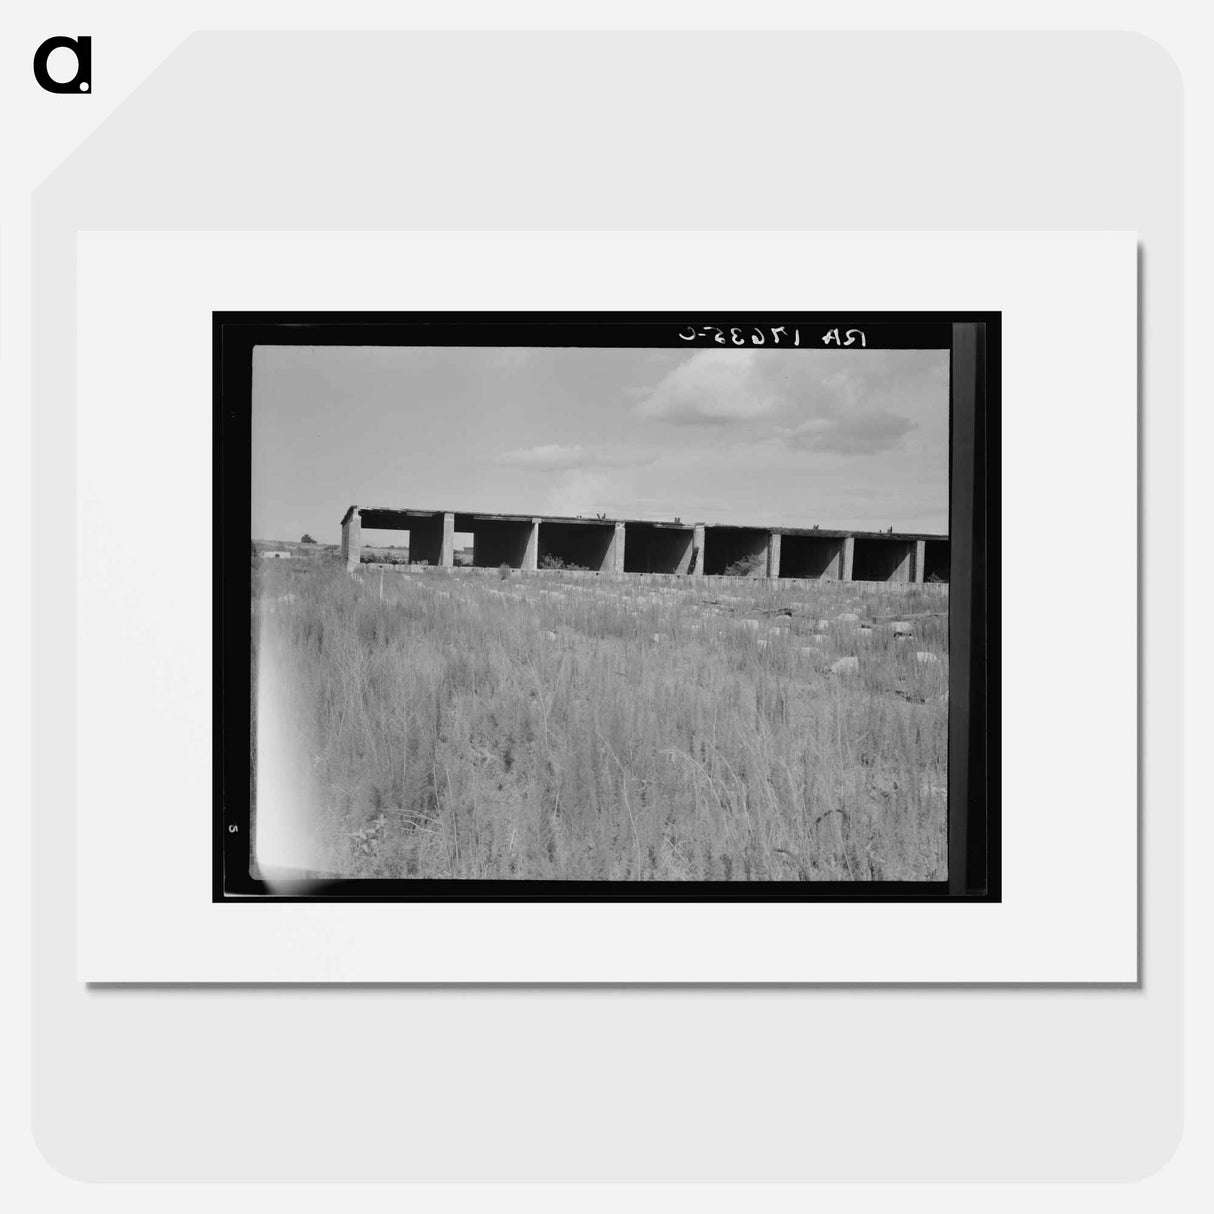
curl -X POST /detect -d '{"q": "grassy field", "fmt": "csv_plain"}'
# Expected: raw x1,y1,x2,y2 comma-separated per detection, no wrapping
252,558,948,882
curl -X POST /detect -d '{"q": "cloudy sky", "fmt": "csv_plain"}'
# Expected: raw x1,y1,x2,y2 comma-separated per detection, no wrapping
251,343,949,544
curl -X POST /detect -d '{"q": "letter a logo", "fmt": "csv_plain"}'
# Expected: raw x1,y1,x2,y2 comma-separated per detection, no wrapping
33,36,92,93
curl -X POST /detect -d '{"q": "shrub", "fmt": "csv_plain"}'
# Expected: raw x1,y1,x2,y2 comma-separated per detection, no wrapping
539,553,590,572
723,552,766,577
301,533,317,544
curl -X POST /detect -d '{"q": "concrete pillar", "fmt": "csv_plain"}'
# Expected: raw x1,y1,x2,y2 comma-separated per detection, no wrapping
913,539,926,584
692,524,705,575
522,519,540,571
613,522,626,573
841,535,855,581
341,508,361,572
768,531,781,578
439,512,455,568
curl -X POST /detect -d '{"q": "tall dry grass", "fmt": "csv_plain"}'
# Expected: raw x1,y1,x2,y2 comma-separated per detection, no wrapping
252,559,948,881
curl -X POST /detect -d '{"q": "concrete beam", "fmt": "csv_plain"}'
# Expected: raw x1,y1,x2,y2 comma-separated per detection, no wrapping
341,508,361,572
336,505,948,582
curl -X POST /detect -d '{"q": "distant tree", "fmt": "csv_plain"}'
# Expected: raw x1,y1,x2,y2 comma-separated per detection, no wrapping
301,533,317,544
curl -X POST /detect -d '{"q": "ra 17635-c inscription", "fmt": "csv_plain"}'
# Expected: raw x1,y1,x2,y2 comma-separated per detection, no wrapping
677,325,866,347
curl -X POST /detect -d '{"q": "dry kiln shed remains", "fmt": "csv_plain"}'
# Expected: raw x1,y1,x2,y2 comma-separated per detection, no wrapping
341,507,949,584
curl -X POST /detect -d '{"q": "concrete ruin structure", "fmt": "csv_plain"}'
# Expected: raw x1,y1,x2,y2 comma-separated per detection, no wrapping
341,506,949,584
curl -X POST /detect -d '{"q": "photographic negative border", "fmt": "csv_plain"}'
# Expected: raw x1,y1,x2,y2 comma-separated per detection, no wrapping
215,311,1000,902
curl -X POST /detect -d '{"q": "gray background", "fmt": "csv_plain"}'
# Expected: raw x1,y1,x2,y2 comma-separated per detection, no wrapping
32,32,1179,1180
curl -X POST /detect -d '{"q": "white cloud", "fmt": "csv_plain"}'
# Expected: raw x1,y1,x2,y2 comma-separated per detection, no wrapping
632,349,778,423
541,469,620,516
495,443,585,470
494,443,646,472
633,347,942,456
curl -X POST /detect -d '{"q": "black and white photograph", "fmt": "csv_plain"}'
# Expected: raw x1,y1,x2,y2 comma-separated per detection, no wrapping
222,313,994,896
